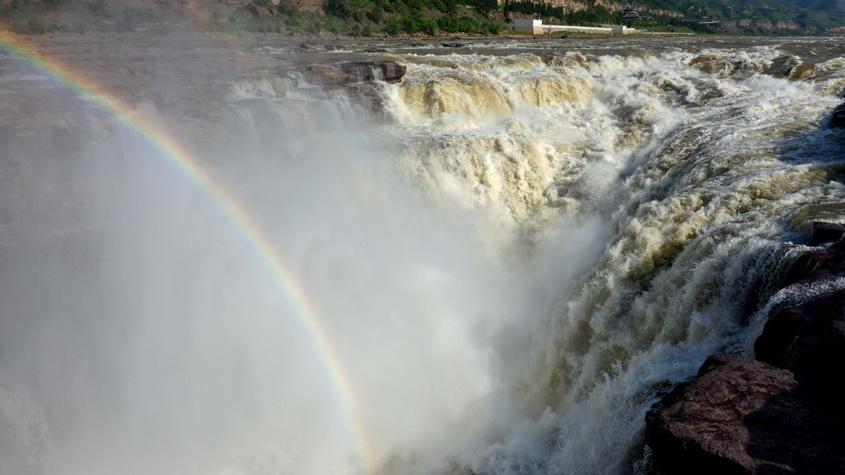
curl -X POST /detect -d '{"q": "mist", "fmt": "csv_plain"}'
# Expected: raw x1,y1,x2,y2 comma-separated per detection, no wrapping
0,57,608,474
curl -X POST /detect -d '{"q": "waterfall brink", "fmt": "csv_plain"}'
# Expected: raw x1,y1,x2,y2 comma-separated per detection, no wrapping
1,37,844,475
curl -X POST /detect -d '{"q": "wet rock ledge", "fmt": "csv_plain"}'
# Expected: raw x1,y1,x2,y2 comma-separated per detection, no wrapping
832,102,845,129
301,61,406,86
646,222,845,474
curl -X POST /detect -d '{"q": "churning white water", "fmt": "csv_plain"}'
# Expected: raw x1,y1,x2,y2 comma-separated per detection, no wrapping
1,37,845,475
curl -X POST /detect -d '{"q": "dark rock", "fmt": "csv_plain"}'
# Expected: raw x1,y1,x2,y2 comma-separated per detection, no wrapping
646,356,844,474
755,221,845,393
301,61,407,86
808,221,845,246
765,55,802,78
442,42,465,48
776,238,845,288
832,102,845,129
755,290,845,392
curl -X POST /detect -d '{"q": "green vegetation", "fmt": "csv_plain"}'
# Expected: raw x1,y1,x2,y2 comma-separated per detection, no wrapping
0,0,502,36
0,0,843,36
633,0,845,33
320,0,502,35
214,0,504,36
504,0,843,34
505,2,617,26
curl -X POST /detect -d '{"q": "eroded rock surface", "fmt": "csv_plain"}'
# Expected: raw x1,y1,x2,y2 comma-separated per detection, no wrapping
647,356,844,474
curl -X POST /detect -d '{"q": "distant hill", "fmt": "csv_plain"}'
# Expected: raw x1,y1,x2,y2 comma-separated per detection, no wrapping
524,0,845,34
529,0,845,33
0,0,843,36
788,0,845,12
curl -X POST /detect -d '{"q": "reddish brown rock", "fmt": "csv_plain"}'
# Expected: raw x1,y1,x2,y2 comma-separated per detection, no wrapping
646,356,844,474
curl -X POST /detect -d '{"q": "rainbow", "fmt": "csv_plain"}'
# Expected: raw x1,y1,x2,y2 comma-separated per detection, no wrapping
0,29,373,473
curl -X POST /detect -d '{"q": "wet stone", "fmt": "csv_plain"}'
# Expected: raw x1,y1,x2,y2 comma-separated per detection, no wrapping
808,221,845,246
301,61,407,86
646,356,845,475
832,102,845,128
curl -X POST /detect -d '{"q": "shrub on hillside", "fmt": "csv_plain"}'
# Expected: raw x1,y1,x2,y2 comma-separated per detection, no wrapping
437,14,499,34
326,0,377,20
398,13,438,35
383,16,402,34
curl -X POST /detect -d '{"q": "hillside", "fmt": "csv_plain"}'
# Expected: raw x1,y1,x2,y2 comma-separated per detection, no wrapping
1,0,844,35
511,0,845,33
633,0,845,32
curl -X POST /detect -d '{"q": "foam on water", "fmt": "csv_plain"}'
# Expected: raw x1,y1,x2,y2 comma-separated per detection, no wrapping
366,45,845,473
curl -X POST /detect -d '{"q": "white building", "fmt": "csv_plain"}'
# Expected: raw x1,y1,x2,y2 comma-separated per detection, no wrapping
513,19,633,35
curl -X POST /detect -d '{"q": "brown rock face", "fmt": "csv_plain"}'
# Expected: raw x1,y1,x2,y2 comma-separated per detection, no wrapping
646,356,843,474
301,61,407,86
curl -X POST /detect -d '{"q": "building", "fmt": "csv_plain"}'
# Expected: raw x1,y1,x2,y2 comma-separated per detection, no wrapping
513,19,545,34
513,19,633,35
621,5,641,26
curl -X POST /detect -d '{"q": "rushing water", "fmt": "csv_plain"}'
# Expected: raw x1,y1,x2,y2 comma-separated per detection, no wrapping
1,36,845,475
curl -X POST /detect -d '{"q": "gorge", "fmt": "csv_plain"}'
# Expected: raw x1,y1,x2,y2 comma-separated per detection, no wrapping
1,34,844,474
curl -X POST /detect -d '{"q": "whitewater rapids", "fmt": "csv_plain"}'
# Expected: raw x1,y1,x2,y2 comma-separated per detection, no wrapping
1,36,844,475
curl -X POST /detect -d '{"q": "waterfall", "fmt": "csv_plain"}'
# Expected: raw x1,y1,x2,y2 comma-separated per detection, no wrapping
1,38,844,475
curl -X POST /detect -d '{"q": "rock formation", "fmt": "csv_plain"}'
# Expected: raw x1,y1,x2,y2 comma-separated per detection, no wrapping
300,61,407,87
646,221,845,474
647,356,843,474
832,102,845,129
